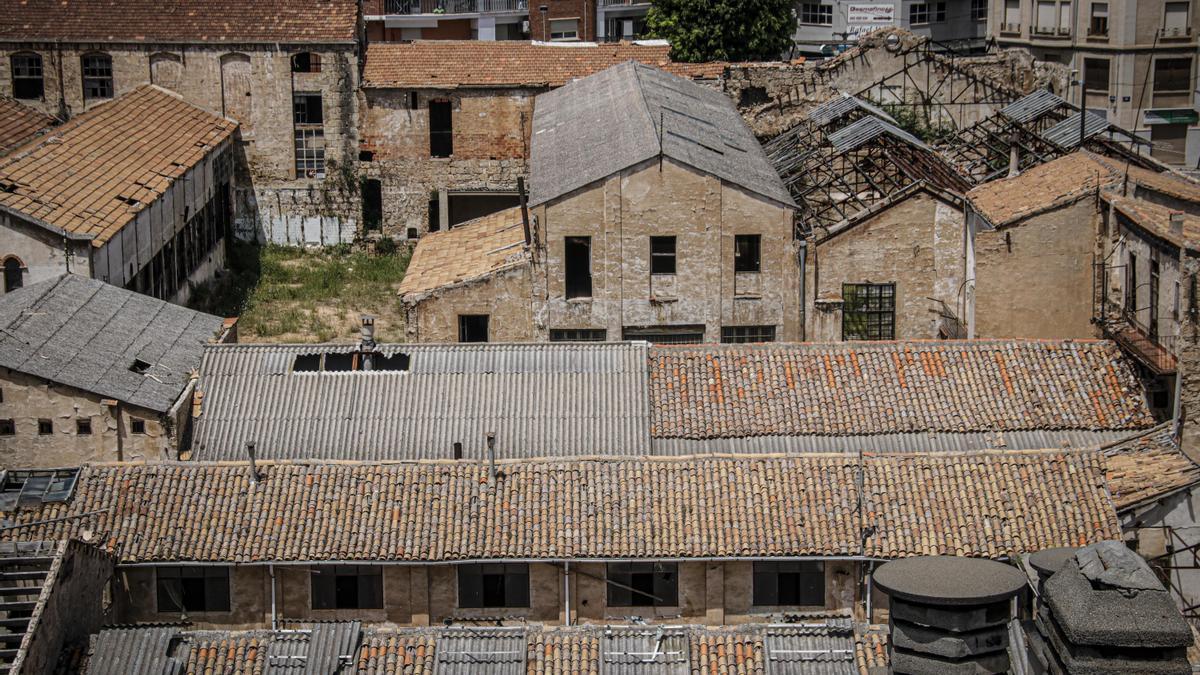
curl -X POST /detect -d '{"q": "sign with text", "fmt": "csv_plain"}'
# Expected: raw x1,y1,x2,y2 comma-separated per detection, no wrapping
846,2,895,39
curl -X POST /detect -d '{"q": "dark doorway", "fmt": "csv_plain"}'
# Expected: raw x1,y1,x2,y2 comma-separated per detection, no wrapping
564,236,592,299
430,100,453,158
362,179,383,231
3,259,22,293
448,192,521,227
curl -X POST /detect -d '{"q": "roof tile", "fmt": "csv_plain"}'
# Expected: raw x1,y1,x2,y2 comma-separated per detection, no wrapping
0,96,55,155
399,206,528,298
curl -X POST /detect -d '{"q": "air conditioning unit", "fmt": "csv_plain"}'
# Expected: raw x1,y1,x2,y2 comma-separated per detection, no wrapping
521,19,530,33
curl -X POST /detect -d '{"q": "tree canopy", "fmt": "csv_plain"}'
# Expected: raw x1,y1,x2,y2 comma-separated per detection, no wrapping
646,0,797,63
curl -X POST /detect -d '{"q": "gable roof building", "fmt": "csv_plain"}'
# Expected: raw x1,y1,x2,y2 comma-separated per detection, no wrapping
966,151,1121,229
529,62,794,209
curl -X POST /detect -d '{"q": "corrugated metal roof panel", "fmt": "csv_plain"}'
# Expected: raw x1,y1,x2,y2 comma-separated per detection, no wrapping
1000,89,1068,124
436,627,527,674
827,116,928,153
602,628,690,674
1042,112,1110,148
765,622,857,675
808,94,897,128
87,626,187,675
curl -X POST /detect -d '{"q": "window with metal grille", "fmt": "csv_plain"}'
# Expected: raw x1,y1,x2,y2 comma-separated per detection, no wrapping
458,563,529,608
734,234,761,273
311,565,383,609
972,0,988,20
293,93,326,178
800,3,833,24
549,328,607,341
721,325,777,343
753,561,825,606
1154,58,1193,94
131,419,146,434
607,562,678,607
76,418,92,435
842,283,895,340
622,325,706,344
157,567,231,613
81,53,113,100
11,53,43,100
650,236,676,275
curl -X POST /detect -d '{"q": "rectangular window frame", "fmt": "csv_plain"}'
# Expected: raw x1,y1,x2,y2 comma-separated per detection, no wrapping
842,283,896,341
310,565,384,610
549,18,580,40
0,419,12,436
1154,57,1193,94
721,325,778,343
293,93,326,179
458,314,489,343
549,328,607,341
1089,2,1109,35
457,563,530,609
156,566,232,614
429,99,453,158
606,562,679,607
76,418,92,435
1083,57,1111,93
971,0,988,20
81,54,113,100
800,3,834,25
37,419,52,435
752,560,825,607
11,53,44,100
564,236,593,299
734,234,761,273
650,236,677,275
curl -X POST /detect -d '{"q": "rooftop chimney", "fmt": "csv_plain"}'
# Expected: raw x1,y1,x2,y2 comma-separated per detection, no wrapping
245,440,259,484
1171,211,1185,236
1007,132,1021,178
486,432,497,484
360,315,376,350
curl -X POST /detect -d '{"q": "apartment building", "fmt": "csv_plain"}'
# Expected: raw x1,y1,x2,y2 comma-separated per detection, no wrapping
364,0,604,42
989,0,1200,165
793,0,988,55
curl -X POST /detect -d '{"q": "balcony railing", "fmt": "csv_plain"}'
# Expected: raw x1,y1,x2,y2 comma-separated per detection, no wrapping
1000,22,1021,33
1162,25,1193,38
384,0,527,14
1102,309,1178,374
599,0,652,6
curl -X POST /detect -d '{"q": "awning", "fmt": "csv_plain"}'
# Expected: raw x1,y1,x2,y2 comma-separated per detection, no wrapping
1144,108,1199,125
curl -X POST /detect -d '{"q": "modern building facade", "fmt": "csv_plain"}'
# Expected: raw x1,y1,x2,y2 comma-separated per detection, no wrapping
794,0,989,55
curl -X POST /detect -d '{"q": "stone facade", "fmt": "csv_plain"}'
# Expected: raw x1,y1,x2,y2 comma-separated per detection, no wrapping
804,190,966,341
403,266,535,342
112,559,858,630
0,214,93,292
0,42,362,244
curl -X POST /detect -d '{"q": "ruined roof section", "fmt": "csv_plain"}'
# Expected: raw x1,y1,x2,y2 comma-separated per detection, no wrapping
966,151,1118,227
363,40,724,89
0,0,358,43
1104,424,1200,511
0,275,224,413
0,96,55,155
1091,153,1200,205
529,62,795,208
1105,194,1200,252
399,207,528,299
0,86,236,245
192,342,652,461
648,340,1154,440
0,451,1119,562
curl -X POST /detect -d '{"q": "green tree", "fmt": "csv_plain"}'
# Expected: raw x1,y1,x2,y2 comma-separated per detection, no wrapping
646,0,796,63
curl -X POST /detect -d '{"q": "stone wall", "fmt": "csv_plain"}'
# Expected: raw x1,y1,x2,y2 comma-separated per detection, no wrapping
0,214,93,292
404,266,535,343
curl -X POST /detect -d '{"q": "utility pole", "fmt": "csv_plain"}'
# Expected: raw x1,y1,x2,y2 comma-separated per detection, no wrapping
1079,77,1088,148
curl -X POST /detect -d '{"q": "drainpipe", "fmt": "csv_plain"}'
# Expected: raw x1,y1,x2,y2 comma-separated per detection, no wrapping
270,563,278,630
564,561,571,626
798,240,808,341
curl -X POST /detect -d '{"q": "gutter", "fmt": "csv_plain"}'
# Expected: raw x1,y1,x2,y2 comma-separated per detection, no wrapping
0,203,96,243
114,554,894,569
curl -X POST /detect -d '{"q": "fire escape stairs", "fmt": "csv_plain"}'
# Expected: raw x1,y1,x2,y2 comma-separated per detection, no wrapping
0,553,54,674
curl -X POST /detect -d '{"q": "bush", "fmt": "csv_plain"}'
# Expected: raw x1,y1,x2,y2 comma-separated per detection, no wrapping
376,236,397,256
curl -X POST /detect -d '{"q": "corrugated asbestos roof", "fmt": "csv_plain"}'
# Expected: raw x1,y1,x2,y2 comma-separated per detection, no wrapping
807,94,897,128
1000,89,1068,124
602,628,689,674
764,622,858,675
1042,111,1110,149
1,452,1120,563
826,116,928,152
192,342,651,461
436,627,527,674
87,626,188,675
0,275,224,413
529,62,795,208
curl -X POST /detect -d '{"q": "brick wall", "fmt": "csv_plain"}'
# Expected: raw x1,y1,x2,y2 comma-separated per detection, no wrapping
528,0,597,42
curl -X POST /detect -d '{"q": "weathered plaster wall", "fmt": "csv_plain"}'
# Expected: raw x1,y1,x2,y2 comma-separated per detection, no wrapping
532,158,799,343
0,214,93,291
807,193,965,341
404,266,534,343
0,368,176,467
973,199,1099,339
1123,488,1200,616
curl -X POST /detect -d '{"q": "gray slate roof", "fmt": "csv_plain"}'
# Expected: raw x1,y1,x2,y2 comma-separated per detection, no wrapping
529,61,795,208
192,342,652,461
0,275,224,413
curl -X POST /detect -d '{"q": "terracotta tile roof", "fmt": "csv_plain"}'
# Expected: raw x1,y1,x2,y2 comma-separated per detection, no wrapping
1104,424,1200,511
855,628,888,674
0,452,1119,562
648,340,1154,441
1091,154,1200,205
1105,194,1200,252
967,151,1120,227
0,0,358,43
398,206,529,299
362,41,725,89
0,85,237,246
0,96,55,155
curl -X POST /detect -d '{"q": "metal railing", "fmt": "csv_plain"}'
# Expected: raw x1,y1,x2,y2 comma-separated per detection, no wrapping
599,0,652,6
384,0,527,14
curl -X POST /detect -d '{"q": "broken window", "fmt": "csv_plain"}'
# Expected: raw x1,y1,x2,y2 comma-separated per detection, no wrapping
1155,58,1193,94
1090,2,1109,35
549,328,607,341
734,234,761,273
311,565,383,610
429,99,453,158
324,353,354,371
549,18,579,40
721,325,777,343
800,3,833,24
156,566,231,613
372,353,411,371
81,53,113,100
363,179,383,231
0,469,81,509
1126,251,1138,312
458,563,529,608
607,562,678,607
564,236,592,299
0,419,12,436
753,561,825,607
458,315,489,343
650,236,676,275
37,419,52,435
291,52,322,73
294,93,326,178
293,354,322,372
3,258,23,293
842,283,895,340
10,53,43,100
76,418,92,435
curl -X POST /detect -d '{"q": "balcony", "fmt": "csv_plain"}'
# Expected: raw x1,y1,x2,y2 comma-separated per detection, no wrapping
1162,25,1193,38
1031,25,1071,37
1000,22,1021,34
1103,312,1178,375
384,0,527,15
599,0,652,6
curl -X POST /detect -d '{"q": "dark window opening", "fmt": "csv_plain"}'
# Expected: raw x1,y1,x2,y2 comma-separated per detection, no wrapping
11,53,43,100
739,86,769,107
81,53,113,100
76,418,92,435
359,150,375,162
430,99,453,158
1084,58,1111,93
753,561,825,607
448,193,520,228
408,91,419,110
407,227,418,239
607,562,678,607
428,194,441,232
565,236,592,299
842,283,895,341
622,325,705,344
37,419,52,435
549,328,607,341
1089,2,1109,35
0,419,12,436
291,52,322,73
156,566,231,613
363,179,383,231
734,235,761,273
1155,58,1192,94
293,354,322,372
3,258,23,293
372,353,411,371
1125,252,1138,313
311,565,383,610
721,326,777,343
459,315,489,343
1151,258,1161,338
131,419,146,435
458,563,529,608
650,236,676,275
323,353,355,371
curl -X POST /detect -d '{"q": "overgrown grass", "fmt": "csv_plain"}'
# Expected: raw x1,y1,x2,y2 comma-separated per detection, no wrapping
190,242,411,343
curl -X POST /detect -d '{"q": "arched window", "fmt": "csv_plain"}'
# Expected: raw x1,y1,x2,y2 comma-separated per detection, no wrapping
81,53,113,100
10,53,43,100
3,258,24,293
291,52,321,73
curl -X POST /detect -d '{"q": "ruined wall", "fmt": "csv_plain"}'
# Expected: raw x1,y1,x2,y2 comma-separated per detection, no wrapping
807,193,965,341
0,368,177,466
532,158,799,343
361,87,535,237
1123,487,1200,616
404,266,534,343
0,214,93,290
972,200,1100,339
